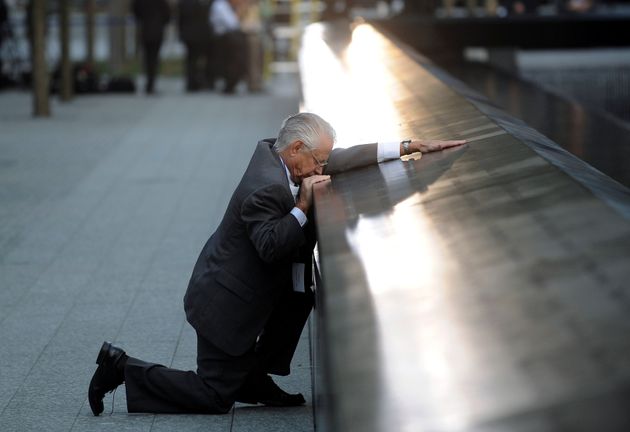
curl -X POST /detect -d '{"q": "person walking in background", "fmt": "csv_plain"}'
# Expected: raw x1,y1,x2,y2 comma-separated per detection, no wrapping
241,0,264,92
0,0,8,82
178,0,212,92
210,0,247,94
202,0,217,91
0,0,6,29
132,0,171,94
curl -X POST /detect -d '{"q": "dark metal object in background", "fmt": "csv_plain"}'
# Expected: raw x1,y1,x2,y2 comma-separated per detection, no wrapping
300,21,630,432
425,60,630,188
373,15,630,188
521,66,630,123
379,15,630,59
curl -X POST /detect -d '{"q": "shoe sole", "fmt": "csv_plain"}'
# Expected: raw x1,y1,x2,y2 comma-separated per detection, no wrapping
235,398,305,407
90,342,114,417
259,398,306,407
235,397,258,405
88,368,105,416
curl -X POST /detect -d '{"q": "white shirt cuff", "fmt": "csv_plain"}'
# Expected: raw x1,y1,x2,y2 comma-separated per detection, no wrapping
290,207,308,227
377,141,401,162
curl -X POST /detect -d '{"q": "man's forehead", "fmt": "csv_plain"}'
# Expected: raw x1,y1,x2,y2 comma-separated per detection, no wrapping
319,136,334,153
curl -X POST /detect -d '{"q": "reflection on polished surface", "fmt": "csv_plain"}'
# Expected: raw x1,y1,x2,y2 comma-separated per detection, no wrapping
302,21,630,432
300,23,402,147
436,61,630,188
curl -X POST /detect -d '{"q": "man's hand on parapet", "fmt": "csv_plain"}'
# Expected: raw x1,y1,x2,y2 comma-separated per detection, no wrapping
296,175,331,214
410,139,467,154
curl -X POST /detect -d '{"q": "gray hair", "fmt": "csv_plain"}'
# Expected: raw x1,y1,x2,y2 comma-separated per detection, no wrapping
273,113,336,153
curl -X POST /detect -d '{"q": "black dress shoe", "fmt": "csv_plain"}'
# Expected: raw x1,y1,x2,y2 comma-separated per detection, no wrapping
88,341,127,416
236,374,306,407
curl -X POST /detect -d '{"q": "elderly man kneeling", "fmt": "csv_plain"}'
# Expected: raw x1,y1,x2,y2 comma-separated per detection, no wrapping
87,113,465,415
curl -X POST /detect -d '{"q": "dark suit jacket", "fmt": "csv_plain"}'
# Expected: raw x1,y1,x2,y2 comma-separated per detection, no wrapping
178,0,212,45
132,0,171,43
184,138,379,356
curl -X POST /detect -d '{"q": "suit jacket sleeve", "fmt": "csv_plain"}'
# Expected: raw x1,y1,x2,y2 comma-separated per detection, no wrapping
324,143,379,175
241,183,306,264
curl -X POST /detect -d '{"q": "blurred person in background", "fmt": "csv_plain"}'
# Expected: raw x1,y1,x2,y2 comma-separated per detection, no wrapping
566,0,595,13
178,0,213,92
507,0,538,14
211,0,248,94
241,0,263,92
0,0,7,82
203,0,217,90
322,0,355,19
132,0,171,94
0,0,6,27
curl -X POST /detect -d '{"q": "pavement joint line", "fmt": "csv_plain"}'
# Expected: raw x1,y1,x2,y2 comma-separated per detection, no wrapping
147,316,188,432
68,97,220,427
0,126,166,419
0,77,308,431
2,94,191,421
0,98,150,256
1,156,178,422
229,404,236,432
0,103,160,332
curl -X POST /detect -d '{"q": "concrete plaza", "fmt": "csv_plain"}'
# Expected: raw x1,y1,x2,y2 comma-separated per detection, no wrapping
0,76,314,432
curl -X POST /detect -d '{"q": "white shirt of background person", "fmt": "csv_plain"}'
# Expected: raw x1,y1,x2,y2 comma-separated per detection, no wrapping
210,0,240,36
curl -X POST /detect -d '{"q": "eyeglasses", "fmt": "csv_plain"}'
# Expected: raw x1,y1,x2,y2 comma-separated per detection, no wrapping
308,148,328,168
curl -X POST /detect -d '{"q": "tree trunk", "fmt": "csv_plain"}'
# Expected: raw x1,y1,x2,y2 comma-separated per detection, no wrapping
60,0,73,101
32,0,50,117
85,0,96,64
108,0,127,74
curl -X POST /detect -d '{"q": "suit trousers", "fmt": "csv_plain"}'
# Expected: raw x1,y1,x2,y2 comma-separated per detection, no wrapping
205,38,217,89
142,40,162,93
216,31,248,93
124,288,314,414
184,41,204,91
